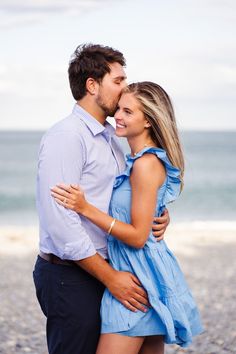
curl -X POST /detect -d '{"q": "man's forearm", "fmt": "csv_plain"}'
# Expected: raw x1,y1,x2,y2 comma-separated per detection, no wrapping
75,253,116,287
76,253,150,313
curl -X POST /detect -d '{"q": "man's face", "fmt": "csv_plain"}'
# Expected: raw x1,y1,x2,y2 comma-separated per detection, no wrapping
96,62,127,117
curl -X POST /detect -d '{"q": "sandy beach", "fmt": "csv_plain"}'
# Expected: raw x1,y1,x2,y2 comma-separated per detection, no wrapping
1,222,236,354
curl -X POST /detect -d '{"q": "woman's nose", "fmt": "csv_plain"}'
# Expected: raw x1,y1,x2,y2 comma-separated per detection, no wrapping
114,110,121,120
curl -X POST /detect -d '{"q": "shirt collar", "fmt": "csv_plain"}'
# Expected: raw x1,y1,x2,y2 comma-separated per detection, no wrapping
72,103,115,137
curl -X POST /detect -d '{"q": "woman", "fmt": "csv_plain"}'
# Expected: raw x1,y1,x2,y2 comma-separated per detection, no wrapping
51,82,203,354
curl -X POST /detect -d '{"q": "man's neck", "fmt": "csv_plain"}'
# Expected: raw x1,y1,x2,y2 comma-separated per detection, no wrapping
77,98,107,125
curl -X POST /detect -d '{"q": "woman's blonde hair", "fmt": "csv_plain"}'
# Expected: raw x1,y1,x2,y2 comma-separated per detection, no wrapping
126,81,184,190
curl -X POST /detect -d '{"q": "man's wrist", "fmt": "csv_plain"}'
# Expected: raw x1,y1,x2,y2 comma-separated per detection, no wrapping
102,267,117,288
76,253,117,287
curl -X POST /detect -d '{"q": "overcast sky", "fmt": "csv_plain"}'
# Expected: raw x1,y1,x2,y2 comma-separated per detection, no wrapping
0,0,235,130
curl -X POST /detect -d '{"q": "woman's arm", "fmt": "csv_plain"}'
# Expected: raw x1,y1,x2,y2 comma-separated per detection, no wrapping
51,154,166,248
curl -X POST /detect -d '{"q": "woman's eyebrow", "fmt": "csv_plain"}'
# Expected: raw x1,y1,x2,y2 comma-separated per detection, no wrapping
123,107,133,112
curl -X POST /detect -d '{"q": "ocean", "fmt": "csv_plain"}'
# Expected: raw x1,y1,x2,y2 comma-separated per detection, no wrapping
0,131,235,225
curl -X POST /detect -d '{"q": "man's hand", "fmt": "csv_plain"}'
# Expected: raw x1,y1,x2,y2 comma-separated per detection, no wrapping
152,208,170,241
106,270,150,312
78,254,149,313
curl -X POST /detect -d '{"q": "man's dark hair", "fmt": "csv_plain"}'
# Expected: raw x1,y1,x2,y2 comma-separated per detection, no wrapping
68,43,126,100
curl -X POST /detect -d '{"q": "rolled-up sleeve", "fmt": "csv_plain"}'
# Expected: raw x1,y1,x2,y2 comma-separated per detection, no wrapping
37,131,97,260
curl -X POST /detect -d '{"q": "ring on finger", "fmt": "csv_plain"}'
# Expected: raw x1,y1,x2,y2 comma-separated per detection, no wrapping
63,198,67,204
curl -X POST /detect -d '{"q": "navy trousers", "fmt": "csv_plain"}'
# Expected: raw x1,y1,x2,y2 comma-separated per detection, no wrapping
33,256,105,354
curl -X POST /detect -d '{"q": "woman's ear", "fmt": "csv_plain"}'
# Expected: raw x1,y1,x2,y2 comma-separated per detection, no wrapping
144,120,151,128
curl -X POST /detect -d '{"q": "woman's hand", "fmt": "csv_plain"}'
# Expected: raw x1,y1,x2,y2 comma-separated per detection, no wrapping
50,183,88,214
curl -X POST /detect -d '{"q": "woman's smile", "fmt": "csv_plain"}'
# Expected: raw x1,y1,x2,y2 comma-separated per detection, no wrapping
116,121,126,129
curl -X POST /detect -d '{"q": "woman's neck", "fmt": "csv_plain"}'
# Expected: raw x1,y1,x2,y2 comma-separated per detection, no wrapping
128,136,156,157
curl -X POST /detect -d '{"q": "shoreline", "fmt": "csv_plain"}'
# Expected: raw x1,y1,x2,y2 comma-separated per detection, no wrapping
0,220,236,256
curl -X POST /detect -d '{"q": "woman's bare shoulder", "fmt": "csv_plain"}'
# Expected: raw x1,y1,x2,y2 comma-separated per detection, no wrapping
132,153,166,186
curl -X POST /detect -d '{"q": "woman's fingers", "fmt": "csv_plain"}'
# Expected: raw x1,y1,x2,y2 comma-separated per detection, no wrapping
51,184,84,212
70,184,80,190
54,197,68,208
51,189,78,211
56,183,73,192
53,197,75,211
51,190,74,205
51,191,68,202
56,183,82,193
51,186,70,198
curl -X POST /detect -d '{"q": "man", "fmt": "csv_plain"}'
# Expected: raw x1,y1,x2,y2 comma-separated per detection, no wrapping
33,44,169,354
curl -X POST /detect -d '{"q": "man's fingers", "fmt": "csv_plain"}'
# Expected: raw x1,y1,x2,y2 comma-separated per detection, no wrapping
122,300,138,312
131,284,150,307
153,214,168,223
152,223,164,231
132,291,150,307
121,292,150,312
132,284,147,298
152,229,165,237
128,275,150,307
161,208,168,216
130,276,149,299
128,298,148,312
131,274,142,286
155,235,164,242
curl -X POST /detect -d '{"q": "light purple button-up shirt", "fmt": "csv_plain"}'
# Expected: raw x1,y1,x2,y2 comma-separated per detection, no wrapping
36,104,125,260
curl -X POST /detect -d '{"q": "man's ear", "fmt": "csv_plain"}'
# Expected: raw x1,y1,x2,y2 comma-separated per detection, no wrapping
86,78,98,95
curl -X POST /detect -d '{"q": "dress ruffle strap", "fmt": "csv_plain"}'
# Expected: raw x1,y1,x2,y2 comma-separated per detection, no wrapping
114,147,181,204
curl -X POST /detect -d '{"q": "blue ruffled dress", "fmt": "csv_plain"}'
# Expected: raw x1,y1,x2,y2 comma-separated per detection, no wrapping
100,147,203,347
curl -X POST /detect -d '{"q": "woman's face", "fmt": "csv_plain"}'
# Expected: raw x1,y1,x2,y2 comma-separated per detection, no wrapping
114,93,150,138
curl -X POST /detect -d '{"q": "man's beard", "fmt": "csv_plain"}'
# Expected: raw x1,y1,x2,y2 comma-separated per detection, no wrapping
96,94,118,117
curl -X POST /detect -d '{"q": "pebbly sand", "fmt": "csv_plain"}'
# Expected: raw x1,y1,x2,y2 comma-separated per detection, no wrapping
1,222,236,354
